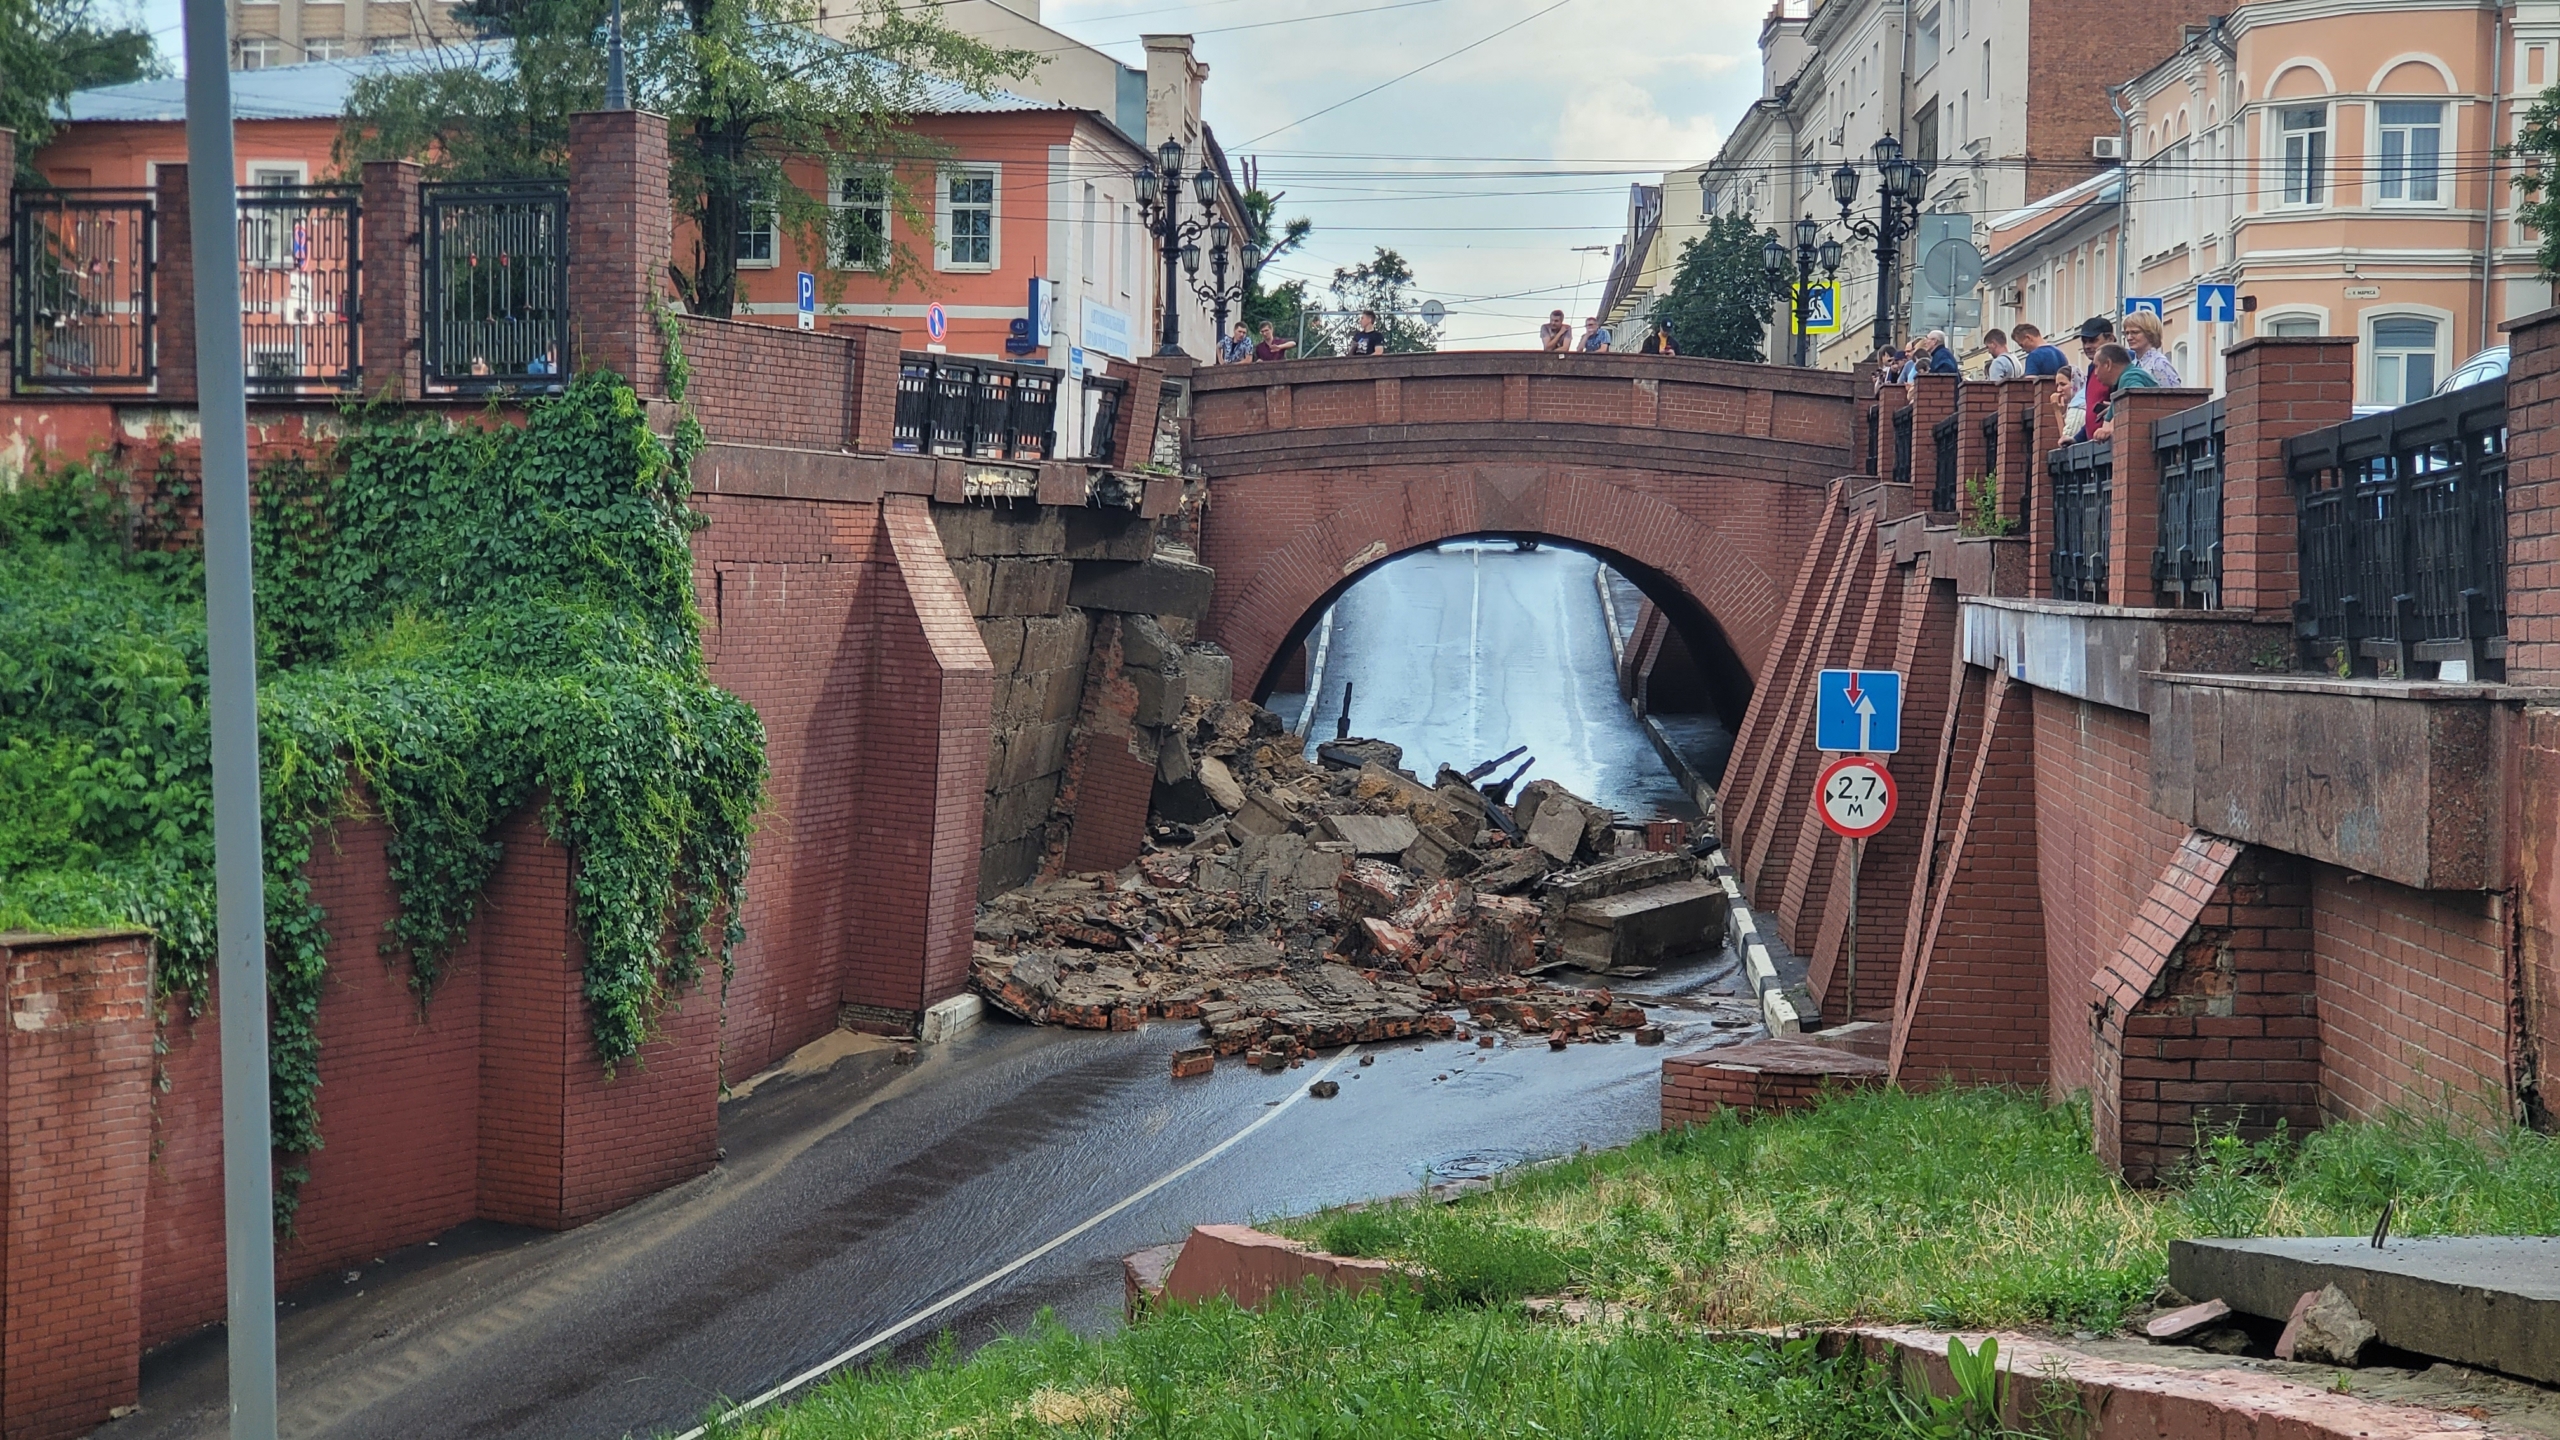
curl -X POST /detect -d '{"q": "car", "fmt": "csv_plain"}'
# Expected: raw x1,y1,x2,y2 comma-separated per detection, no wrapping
2436,345,2509,395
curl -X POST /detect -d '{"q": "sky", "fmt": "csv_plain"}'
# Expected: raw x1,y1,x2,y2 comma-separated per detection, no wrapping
125,0,1773,350
1043,0,1769,348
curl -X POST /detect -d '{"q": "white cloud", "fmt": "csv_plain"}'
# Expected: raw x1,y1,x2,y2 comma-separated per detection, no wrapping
1552,78,1725,167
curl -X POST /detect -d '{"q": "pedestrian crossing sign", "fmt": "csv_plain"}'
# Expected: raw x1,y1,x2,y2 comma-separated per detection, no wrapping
1797,281,1841,335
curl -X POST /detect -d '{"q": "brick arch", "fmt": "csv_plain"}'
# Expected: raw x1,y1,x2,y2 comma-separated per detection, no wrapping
1201,462,1823,710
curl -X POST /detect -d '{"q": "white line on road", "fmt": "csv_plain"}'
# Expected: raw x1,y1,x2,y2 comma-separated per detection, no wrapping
667,1046,1361,1439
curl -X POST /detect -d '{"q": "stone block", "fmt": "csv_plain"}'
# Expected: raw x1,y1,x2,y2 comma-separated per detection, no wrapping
1069,555,1216,618
1158,729,1196,784
1526,802,1586,863
1197,755,1245,811
1559,877,1726,967
1228,789,1299,839
1040,663,1089,724
1321,813,1421,856
920,993,983,1044
985,773,1062,844
934,502,1065,559
1063,507,1158,562
978,616,1027,672
1129,665,1188,727
1182,646,1234,705
2171,1236,2560,1384
1121,614,1180,672
949,556,994,615
987,557,1073,616
1021,611,1093,673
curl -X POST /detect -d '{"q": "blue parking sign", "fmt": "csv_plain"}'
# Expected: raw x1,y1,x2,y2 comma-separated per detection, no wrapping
796,271,816,331
1816,669,1903,753
2125,296,2163,318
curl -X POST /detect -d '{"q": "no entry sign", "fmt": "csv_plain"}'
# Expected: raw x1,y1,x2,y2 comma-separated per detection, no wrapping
1817,755,1897,839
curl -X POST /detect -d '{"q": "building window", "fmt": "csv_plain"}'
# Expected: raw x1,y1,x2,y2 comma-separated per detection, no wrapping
1915,5,1941,73
1980,37,1991,94
943,168,995,269
2377,101,2442,203
1081,182,1097,282
1916,102,1939,166
237,36,284,67
2280,105,2326,206
2262,314,2321,337
2371,315,2439,404
303,35,350,59
1119,204,1133,297
832,169,888,269
736,194,777,269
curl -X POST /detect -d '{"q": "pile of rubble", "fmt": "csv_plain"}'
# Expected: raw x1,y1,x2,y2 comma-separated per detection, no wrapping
970,699,1734,1066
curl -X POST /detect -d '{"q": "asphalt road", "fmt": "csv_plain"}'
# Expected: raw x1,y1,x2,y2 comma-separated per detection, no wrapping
1279,542,1698,820
109,955,1757,1440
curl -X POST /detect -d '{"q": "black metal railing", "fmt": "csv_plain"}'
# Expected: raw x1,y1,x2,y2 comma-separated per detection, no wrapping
892,353,1059,460
2153,398,2225,607
2049,438,2112,602
2017,407,2039,532
421,180,568,394
10,189,155,393
1890,405,1913,487
238,184,359,395
1865,402,1881,476
1980,411,2000,495
1085,376,1127,464
1932,411,1961,512
2287,377,2507,675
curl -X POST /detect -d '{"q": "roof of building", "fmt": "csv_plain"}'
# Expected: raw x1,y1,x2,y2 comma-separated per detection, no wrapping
57,42,1066,124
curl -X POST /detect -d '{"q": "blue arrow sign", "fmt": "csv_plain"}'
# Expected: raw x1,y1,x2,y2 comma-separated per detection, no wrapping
2125,296,2163,318
1816,668,1904,754
2196,283,2237,325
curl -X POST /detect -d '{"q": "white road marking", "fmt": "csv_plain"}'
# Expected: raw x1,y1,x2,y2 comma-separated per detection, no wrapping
666,1046,1361,1439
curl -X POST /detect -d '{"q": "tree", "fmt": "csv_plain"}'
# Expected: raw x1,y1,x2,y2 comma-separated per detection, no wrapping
1237,186,1311,331
1653,213,1792,362
1323,247,1440,354
0,0,159,181
2512,87,2560,277
340,0,1036,318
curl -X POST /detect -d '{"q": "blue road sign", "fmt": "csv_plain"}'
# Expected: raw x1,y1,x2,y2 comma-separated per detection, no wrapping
2125,296,2163,318
796,271,816,331
2196,283,2238,325
1799,281,1840,335
927,301,949,341
1816,668,1904,754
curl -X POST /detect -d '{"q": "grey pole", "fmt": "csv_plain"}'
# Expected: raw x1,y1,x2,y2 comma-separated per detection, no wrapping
181,0,280,1433
606,0,628,110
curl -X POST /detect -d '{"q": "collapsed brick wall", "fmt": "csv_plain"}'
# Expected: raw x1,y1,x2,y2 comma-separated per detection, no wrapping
2312,871,2514,1126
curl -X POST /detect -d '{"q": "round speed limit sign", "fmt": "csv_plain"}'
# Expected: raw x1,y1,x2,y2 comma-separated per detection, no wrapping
1817,755,1897,839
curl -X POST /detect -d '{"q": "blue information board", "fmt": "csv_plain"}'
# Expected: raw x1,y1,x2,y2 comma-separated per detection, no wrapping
1816,669,1904,754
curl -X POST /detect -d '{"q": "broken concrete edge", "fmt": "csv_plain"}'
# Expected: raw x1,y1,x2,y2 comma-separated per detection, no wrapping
1824,1325,2515,1440
919,992,983,1045
1704,848,1801,1036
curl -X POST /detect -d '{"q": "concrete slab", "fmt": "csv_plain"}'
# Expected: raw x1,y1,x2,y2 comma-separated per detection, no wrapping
1321,813,1422,856
1558,877,1727,967
2171,1236,2560,1384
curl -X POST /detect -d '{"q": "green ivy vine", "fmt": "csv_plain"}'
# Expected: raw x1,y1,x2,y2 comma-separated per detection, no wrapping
0,371,763,1223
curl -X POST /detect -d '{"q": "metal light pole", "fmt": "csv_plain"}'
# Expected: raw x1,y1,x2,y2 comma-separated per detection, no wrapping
181,0,279,1432
1184,210,1257,354
1762,215,1843,367
605,0,628,110
1830,133,1929,354
1136,137,1218,358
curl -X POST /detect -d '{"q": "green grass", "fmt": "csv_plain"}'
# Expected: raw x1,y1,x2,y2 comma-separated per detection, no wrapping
725,1087,2560,1438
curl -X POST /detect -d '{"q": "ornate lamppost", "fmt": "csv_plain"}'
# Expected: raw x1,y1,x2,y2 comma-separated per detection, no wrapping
1829,133,1930,353
1183,210,1259,348
1136,137,1223,358
1761,215,1843,367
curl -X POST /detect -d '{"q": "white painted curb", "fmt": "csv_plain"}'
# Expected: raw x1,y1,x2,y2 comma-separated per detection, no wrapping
1705,848,1801,1035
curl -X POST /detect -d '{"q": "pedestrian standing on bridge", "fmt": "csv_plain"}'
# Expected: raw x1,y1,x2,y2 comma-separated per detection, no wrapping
2014,323,2068,378
1580,317,1613,353
1540,309,1574,351
1349,309,1388,356
1639,322,1678,355
1924,330,1961,375
2121,311,2181,386
1254,321,1296,363
1983,329,2021,381
1219,321,1253,365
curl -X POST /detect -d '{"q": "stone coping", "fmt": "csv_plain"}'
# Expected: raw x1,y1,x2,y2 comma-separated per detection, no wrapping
2146,670,2560,704
0,927,155,947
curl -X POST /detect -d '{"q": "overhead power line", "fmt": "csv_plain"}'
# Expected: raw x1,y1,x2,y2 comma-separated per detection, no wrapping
1238,0,1582,147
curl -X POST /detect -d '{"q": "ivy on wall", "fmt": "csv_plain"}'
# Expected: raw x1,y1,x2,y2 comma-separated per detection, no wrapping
0,372,764,1220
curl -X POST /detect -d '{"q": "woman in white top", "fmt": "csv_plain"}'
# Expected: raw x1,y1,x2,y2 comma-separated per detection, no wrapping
2122,311,2181,386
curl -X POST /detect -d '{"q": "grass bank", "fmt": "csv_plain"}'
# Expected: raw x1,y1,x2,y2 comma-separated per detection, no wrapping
719,1087,2560,1438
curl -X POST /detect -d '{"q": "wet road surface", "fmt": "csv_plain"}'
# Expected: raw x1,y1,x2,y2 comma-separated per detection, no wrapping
108,954,1758,1440
1279,542,1696,820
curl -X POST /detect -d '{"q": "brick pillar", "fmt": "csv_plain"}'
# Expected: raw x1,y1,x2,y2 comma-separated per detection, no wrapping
360,160,422,401
2023,381,2065,598
0,929,155,1440
2219,337,2356,616
2502,307,2560,683
1991,377,2031,528
2105,386,2210,609
1908,372,1959,511
836,321,904,452
1109,357,1168,471
566,109,671,395
154,163,197,404
1949,380,1989,510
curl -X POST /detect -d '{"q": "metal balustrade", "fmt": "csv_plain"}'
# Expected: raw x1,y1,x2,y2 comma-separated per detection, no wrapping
2287,378,2507,676
2152,398,2225,607
1890,405,1913,488
2048,438,2112,602
1085,376,1127,464
238,184,359,394
1932,412,1960,512
892,352,1060,460
10,189,155,393
421,181,568,394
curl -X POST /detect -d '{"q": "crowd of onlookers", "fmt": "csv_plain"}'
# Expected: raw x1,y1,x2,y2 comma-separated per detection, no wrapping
1213,309,1394,364
1870,311,2183,444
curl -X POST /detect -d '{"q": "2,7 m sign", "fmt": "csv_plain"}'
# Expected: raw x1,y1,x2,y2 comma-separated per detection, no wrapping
1817,755,1896,839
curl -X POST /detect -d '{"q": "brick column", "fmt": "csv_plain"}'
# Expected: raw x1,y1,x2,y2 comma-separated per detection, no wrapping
2219,336,2355,616
154,163,197,404
2105,386,2210,609
1993,376,2034,527
832,321,903,452
566,109,671,396
1908,372,1958,510
2502,307,2560,683
1949,380,1990,510
0,928,155,1439
2024,382,2063,594
360,160,422,401
1109,357,1168,470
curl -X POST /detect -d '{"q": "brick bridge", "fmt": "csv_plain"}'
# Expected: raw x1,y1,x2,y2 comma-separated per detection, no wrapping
1187,352,1861,714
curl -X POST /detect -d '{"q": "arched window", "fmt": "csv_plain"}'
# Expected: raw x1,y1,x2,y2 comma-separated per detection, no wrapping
2369,315,2441,404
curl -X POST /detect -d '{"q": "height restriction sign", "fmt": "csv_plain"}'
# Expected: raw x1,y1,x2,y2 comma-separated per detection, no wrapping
1817,755,1897,839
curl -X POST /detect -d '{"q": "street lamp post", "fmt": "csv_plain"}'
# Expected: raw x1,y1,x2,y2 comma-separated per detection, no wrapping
1183,211,1259,350
1761,215,1844,367
1829,133,1930,354
1136,137,1225,358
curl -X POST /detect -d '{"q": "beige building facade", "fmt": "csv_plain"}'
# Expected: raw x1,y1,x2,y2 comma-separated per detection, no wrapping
227,0,468,66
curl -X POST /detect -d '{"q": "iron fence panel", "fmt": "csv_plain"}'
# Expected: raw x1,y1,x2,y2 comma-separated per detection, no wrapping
237,184,359,394
1932,411,1960,512
2151,398,2224,606
421,181,568,394
1891,405,1913,488
2048,438,2112,602
892,353,1061,461
11,188,154,393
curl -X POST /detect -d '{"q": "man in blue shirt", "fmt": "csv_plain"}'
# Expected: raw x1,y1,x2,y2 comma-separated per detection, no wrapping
2013,322,2068,378
1924,329,1961,374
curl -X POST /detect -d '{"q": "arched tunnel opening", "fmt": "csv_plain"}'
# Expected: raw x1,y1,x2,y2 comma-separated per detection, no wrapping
1251,534,1752,819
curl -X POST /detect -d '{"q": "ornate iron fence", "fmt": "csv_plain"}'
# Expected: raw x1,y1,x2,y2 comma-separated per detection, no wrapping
1980,411,1999,496
1932,411,1961,512
238,184,359,394
10,188,155,393
2017,407,2039,532
1085,376,1127,464
892,353,1059,460
1865,402,1881,476
1890,405,1913,487
2152,398,2225,607
2048,438,2111,602
2287,377,2507,676
421,181,568,394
